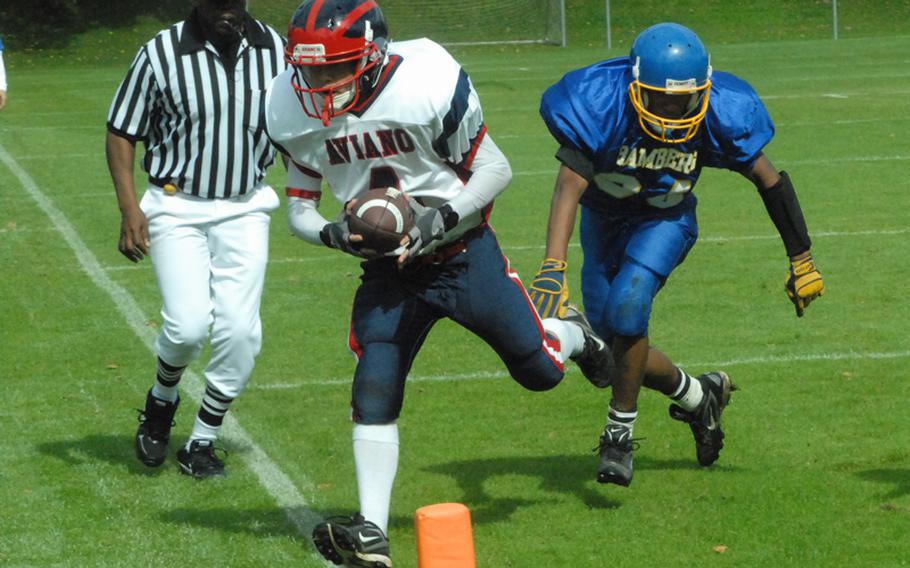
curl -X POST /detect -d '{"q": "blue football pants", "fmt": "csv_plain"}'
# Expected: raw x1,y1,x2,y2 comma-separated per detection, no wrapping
349,226,565,424
579,205,698,339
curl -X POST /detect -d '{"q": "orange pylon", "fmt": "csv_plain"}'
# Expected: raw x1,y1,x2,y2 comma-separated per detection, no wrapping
415,503,476,568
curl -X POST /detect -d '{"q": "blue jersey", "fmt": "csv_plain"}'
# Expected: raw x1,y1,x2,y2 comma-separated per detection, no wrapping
540,56,774,216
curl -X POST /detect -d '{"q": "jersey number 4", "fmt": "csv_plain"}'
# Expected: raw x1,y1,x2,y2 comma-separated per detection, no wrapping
370,166,401,190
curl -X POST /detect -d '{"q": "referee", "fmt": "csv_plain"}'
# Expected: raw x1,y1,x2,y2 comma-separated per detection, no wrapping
106,0,285,478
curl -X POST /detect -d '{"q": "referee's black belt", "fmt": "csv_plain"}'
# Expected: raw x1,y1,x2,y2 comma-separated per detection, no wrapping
149,177,180,190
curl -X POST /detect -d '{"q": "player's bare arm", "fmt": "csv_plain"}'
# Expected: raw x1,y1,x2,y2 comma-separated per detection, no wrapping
744,152,825,316
105,130,149,263
527,164,589,319
545,164,589,261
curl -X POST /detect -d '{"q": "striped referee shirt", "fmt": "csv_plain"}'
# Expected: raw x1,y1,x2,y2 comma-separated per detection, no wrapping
107,12,285,199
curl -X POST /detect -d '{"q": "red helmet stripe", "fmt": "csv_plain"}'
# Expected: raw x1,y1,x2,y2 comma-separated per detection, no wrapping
305,0,326,31
336,0,378,35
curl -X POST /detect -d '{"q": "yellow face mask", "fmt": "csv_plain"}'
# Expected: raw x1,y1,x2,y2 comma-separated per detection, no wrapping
628,77,712,144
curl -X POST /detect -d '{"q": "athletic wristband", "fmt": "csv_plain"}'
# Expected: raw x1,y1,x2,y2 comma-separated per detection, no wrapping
438,204,459,232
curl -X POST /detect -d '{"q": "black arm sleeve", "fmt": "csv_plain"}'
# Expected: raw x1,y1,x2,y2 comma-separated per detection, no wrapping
758,171,812,257
555,145,595,182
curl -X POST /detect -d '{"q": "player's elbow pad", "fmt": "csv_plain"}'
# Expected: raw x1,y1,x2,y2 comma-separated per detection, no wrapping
496,158,513,186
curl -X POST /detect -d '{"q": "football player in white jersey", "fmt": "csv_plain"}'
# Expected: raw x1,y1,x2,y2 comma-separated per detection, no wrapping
266,1,613,565
0,36,8,111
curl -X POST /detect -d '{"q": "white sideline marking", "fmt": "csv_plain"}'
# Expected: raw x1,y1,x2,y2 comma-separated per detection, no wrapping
253,350,910,390
0,144,325,544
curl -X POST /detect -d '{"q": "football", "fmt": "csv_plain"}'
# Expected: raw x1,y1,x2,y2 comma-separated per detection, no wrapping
347,187,414,254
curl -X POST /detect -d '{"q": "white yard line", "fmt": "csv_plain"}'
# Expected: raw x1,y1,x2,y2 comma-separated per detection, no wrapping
0,143,325,543
512,155,910,177
502,228,909,251
14,152,100,161
0,125,101,131
9,152,909,170
96,227,910,271
496,116,910,139
254,349,910,390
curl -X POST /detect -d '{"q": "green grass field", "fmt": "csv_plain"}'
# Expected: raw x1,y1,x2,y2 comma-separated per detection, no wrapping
2,4,910,567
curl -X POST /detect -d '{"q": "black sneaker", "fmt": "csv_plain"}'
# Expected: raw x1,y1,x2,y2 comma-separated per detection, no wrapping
669,371,735,466
596,424,637,486
176,439,226,479
135,390,179,467
312,513,392,568
562,305,614,388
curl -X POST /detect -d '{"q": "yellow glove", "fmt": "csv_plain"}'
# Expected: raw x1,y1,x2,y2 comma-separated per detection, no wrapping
785,254,825,317
528,258,569,319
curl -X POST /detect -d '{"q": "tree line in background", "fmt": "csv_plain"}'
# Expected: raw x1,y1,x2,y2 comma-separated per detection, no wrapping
0,0,187,48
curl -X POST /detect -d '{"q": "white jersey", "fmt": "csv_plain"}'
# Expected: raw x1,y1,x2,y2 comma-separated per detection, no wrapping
265,39,489,234
0,37,7,92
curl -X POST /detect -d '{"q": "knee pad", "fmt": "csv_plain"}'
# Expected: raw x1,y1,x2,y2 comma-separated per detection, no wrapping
605,262,662,337
504,350,563,392
352,372,404,424
352,396,402,424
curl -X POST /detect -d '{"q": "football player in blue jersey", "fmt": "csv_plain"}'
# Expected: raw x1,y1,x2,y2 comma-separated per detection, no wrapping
528,22,825,487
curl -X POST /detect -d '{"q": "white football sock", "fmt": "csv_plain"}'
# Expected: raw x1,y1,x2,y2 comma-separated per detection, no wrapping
669,368,704,412
607,406,637,437
541,317,585,362
353,423,399,534
187,416,219,448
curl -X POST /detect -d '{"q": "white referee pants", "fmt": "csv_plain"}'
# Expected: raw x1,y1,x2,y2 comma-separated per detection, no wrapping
141,184,279,399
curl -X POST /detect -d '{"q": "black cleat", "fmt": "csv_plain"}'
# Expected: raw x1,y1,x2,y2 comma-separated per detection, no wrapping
562,305,614,388
312,513,392,568
596,424,637,486
669,371,735,466
176,439,226,479
135,390,179,467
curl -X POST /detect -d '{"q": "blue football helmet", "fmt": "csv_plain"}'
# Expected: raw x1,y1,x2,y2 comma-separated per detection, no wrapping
629,23,712,143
